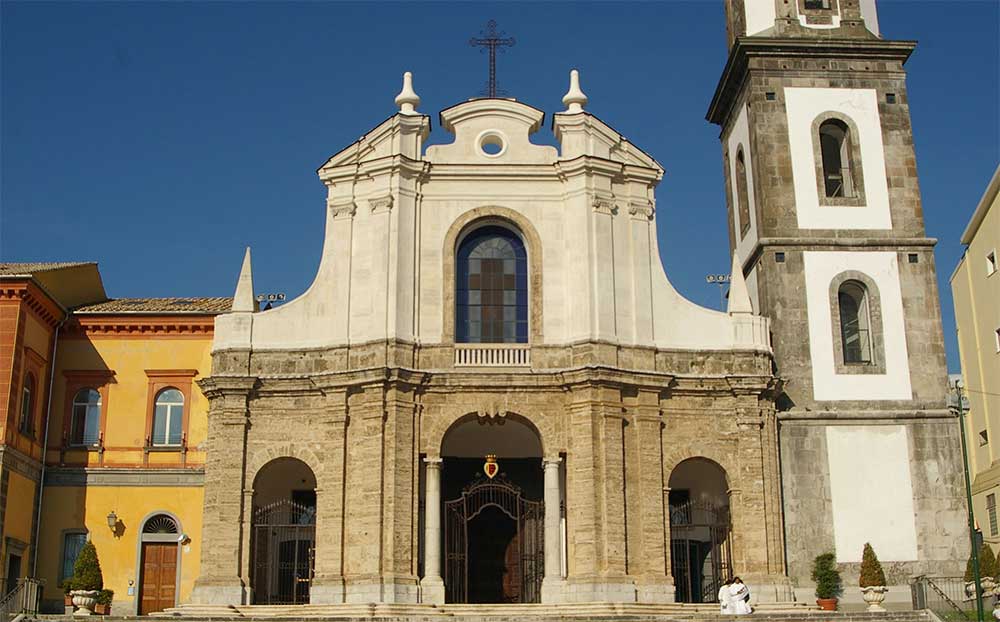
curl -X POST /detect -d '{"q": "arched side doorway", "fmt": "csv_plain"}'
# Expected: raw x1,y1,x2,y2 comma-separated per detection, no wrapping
668,458,732,604
136,513,182,615
250,457,317,605
437,413,546,603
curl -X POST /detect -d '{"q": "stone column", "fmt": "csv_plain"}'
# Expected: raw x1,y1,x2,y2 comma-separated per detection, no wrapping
310,394,348,604
541,457,565,603
190,376,256,605
420,458,445,604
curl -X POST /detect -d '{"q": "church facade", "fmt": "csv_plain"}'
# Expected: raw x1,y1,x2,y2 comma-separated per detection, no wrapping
189,0,966,609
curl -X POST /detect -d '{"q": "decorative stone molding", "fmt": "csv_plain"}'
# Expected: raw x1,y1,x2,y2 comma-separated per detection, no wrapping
327,197,357,220
628,198,655,221
592,192,617,215
44,467,205,487
369,194,394,214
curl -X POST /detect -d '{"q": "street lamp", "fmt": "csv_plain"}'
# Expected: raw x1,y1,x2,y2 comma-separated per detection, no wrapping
950,378,985,622
705,274,731,310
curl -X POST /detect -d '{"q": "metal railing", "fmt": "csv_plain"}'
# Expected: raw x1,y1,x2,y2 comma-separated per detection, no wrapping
0,577,43,619
912,575,985,621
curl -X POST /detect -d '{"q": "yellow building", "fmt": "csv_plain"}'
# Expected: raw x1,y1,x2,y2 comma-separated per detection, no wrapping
0,262,227,614
952,164,1000,552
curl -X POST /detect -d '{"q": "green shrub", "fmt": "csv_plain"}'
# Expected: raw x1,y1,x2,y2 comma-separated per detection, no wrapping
812,552,843,599
965,544,998,582
96,589,114,605
69,541,103,592
859,543,887,587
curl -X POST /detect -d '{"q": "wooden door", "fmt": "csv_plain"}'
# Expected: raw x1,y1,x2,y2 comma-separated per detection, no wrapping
139,542,177,614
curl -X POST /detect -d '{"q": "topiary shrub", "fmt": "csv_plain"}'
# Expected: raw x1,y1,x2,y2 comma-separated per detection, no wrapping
96,589,114,605
812,552,843,599
859,542,887,587
966,543,998,582
69,541,103,592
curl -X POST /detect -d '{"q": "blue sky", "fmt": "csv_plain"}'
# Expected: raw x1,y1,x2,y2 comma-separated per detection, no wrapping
2,1,997,372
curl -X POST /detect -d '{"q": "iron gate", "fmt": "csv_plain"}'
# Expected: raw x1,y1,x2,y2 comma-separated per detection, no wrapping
251,499,316,604
669,500,732,603
445,475,543,603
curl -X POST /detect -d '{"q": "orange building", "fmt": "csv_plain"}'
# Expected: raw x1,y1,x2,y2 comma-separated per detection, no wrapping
0,262,228,614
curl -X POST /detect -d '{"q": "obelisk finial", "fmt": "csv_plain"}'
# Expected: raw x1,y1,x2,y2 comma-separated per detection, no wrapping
394,71,420,115
562,69,588,113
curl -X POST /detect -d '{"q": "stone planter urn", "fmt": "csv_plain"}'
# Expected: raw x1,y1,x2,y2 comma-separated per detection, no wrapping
70,590,99,616
861,586,888,612
984,577,998,597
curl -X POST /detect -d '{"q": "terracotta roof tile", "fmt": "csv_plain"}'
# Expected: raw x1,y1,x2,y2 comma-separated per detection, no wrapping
0,262,95,276
73,297,232,315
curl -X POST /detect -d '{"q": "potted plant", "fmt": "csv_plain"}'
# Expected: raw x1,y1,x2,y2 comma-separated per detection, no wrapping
965,543,998,598
63,578,76,613
812,552,842,611
94,589,114,615
859,542,888,611
68,541,103,616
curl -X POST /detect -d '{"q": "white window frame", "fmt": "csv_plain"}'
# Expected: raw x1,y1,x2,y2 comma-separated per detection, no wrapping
152,388,184,447
71,388,101,447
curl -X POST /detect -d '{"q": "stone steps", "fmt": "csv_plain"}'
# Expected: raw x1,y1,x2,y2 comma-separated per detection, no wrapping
134,602,928,621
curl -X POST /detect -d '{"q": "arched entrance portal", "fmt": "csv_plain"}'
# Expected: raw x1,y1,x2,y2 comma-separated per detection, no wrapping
668,458,732,604
250,457,317,605
440,413,544,603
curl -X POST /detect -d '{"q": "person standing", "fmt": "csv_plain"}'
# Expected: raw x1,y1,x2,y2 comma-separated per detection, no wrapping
730,577,753,615
718,578,733,614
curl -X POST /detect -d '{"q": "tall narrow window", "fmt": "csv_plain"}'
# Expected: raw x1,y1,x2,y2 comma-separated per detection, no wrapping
71,388,102,446
988,493,998,537
60,532,87,583
819,119,855,198
838,281,872,364
152,388,184,446
456,225,528,343
735,148,751,237
19,373,35,436
804,0,831,9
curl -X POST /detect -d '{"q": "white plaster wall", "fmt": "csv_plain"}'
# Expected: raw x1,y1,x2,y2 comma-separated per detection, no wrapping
744,0,777,37
826,425,918,562
859,0,880,36
803,251,912,400
745,267,759,314
798,9,841,29
215,99,771,355
727,105,759,263
785,88,892,230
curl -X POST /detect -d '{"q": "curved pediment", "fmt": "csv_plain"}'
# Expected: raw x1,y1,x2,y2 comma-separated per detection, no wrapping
426,99,557,165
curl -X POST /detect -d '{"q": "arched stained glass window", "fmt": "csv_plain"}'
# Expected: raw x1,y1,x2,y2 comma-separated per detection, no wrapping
152,388,184,446
838,281,872,364
71,388,101,446
456,226,528,343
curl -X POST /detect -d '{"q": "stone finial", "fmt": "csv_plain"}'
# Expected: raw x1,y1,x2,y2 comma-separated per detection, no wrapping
232,247,255,313
562,69,588,113
394,71,420,115
727,252,753,315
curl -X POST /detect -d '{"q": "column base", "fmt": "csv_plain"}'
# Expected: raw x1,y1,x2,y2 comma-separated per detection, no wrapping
189,576,247,605
561,576,637,603
420,576,446,605
541,577,567,603
343,576,420,604
309,575,345,604
635,578,675,603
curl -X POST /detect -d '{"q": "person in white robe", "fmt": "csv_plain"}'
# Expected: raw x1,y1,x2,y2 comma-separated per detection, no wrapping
730,577,753,614
718,578,732,614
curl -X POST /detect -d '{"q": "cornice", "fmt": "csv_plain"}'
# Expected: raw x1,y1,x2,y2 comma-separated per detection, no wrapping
319,154,430,184
0,280,65,327
63,315,215,338
707,37,917,127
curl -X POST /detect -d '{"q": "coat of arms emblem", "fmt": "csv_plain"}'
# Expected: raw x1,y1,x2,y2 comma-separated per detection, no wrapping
483,454,499,479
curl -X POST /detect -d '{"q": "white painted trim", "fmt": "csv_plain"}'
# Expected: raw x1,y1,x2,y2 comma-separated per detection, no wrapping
826,425,918,562
785,88,892,230
803,251,912,401
744,0,777,37
728,105,759,263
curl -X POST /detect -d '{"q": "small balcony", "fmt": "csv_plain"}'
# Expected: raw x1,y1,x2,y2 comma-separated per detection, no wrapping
453,343,531,367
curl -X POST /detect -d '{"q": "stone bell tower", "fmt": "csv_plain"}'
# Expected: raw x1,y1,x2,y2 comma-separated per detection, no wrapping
707,0,967,598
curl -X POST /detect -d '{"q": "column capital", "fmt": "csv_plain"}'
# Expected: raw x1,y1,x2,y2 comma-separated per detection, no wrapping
543,456,562,468
424,457,443,467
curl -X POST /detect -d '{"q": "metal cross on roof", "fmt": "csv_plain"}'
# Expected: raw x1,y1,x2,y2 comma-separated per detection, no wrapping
469,20,515,98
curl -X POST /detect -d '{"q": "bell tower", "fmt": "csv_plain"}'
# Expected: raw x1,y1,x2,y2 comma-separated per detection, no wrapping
708,0,966,596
